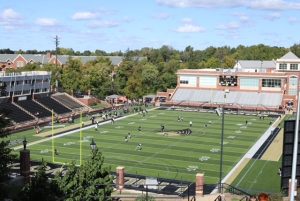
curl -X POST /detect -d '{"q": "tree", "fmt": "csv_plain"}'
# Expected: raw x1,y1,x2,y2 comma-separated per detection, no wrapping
290,43,300,58
55,149,113,201
0,109,16,200
19,161,62,201
61,58,83,95
58,48,75,55
141,63,159,93
81,57,114,98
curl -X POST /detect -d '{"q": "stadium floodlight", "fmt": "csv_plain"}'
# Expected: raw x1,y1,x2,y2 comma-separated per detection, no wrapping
219,89,230,194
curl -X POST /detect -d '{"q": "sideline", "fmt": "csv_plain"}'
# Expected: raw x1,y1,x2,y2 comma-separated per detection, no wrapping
13,107,158,151
210,116,281,194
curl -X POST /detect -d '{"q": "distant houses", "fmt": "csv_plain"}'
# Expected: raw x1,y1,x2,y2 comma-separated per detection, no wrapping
0,53,145,71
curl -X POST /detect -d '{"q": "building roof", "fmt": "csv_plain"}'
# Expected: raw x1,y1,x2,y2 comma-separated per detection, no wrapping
236,60,276,69
0,53,146,66
22,54,48,64
278,51,300,60
0,54,17,62
106,94,122,99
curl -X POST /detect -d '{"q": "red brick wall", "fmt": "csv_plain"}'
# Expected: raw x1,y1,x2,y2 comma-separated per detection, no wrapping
12,55,27,69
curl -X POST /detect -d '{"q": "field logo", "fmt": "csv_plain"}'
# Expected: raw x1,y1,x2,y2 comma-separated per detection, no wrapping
199,156,210,161
210,148,220,153
186,165,198,171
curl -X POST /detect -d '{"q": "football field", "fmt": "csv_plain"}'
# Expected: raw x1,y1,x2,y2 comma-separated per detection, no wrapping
18,109,274,184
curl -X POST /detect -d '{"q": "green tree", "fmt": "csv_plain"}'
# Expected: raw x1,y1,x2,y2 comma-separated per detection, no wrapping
81,57,114,98
141,63,159,93
55,149,113,201
0,109,16,200
43,64,62,91
204,57,221,68
290,43,300,57
61,58,83,95
58,48,75,55
19,161,62,201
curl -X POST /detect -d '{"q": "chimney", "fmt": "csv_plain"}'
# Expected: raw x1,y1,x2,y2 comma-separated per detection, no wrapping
46,52,52,59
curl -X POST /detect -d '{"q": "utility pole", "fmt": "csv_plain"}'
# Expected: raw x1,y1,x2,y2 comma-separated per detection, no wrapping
54,35,59,68
54,35,60,92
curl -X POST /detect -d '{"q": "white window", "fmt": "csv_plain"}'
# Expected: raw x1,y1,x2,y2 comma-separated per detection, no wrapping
16,61,25,67
290,64,298,70
279,63,287,70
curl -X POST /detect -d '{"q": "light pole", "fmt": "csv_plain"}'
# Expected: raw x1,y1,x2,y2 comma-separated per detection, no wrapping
219,89,229,193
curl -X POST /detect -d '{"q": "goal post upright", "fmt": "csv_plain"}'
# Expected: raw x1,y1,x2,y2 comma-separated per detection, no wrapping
80,112,83,166
51,109,55,163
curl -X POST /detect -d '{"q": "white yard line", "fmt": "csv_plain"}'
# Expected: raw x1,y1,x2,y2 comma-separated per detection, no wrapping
13,107,157,151
210,117,280,194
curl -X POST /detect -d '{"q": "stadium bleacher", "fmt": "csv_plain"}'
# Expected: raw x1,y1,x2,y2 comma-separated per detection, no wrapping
16,100,52,118
36,96,72,114
171,88,283,108
52,93,84,109
0,101,35,123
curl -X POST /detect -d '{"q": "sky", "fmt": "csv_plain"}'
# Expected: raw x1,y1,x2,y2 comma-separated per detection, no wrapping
0,0,300,52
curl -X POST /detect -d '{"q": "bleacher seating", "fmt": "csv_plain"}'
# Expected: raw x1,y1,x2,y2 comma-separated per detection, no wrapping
36,96,72,114
171,88,283,108
0,101,35,123
16,100,52,118
52,94,83,109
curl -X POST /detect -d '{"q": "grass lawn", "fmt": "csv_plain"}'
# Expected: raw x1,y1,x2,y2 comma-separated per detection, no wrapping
231,159,281,194
13,108,274,184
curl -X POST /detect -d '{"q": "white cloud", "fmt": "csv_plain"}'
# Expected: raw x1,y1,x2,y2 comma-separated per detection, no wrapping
88,20,120,28
248,0,300,10
153,12,171,20
175,24,205,33
0,8,22,30
157,0,246,8
35,18,58,27
288,17,300,24
72,11,98,20
216,22,240,30
181,17,193,23
265,12,281,21
233,13,250,23
156,0,300,10
1,8,20,20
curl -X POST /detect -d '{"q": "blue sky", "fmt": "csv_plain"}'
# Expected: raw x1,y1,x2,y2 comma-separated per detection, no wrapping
0,0,300,52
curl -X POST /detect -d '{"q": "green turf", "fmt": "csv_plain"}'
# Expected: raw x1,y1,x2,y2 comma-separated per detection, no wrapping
231,159,281,194
6,115,92,148
13,109,274,184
